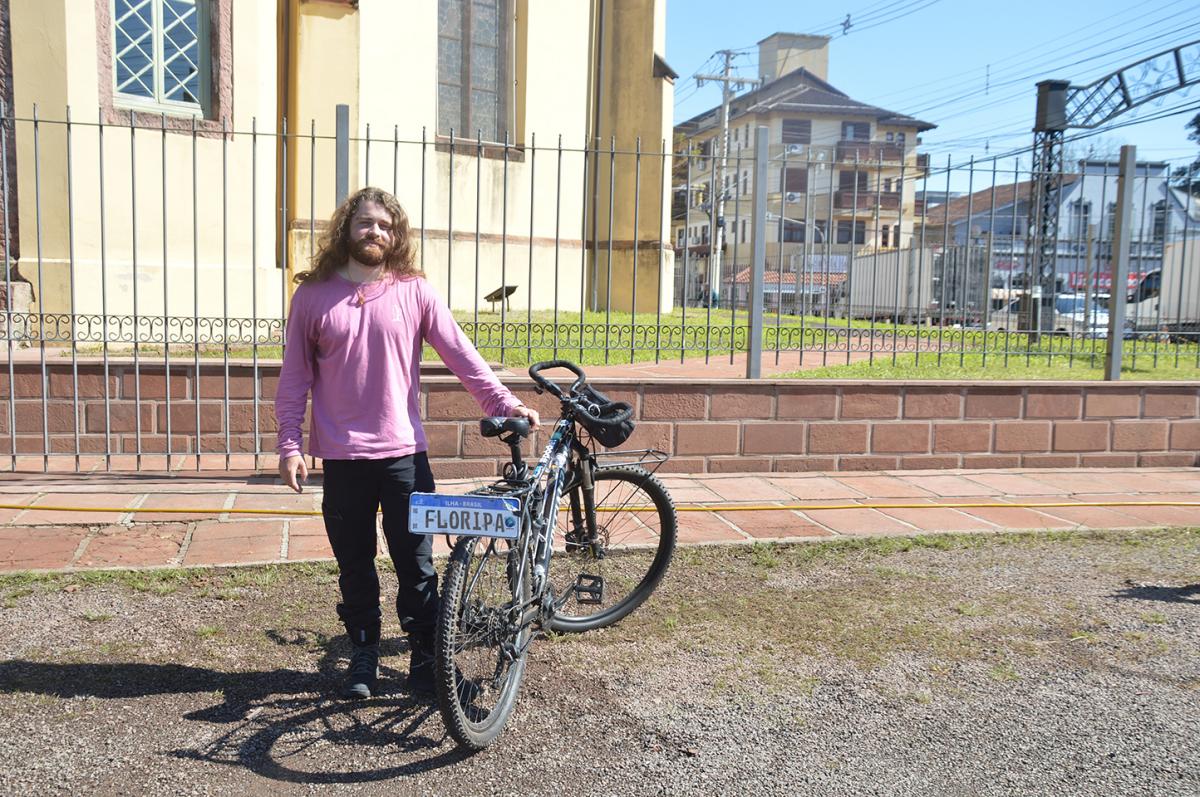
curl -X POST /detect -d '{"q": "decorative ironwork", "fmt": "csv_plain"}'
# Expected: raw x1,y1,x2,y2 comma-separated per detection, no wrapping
0,313,285,346
1065,39,1200,130
460,322,748,354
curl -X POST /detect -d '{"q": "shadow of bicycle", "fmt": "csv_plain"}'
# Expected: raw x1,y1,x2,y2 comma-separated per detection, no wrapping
0,628,470,784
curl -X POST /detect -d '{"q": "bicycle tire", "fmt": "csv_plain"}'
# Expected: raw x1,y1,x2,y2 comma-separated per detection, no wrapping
546,465,676,634
434,534,532,751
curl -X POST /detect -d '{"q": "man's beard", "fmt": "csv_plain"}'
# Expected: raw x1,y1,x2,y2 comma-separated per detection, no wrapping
351,238,387,267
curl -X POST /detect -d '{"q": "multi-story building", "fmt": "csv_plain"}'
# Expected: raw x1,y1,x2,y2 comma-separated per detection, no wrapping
673,32,934,310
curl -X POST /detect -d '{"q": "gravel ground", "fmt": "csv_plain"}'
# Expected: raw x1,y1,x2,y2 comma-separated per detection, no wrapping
0,528,1197,796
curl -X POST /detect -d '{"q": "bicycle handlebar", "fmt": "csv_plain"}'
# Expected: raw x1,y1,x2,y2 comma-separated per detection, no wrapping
528,360,587,399
529,360,634,431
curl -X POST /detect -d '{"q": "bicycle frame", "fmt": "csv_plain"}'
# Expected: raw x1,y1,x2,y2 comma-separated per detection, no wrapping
467,413,597,648
519,417,593,621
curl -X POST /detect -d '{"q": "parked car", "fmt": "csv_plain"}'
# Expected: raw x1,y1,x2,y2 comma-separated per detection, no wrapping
987,292,1129,338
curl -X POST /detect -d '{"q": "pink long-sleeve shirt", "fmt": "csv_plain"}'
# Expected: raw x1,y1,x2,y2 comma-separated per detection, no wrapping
274,273,520,460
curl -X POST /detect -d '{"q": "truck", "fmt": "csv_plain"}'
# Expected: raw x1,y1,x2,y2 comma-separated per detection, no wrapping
839,247,939,324
1123,240,1200,340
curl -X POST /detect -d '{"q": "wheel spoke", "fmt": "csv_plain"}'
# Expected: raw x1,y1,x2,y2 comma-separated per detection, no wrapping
548,466,676,632
435,534,532,750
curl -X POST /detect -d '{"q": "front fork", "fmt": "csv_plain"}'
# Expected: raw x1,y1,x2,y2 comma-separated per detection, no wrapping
567,454,600,556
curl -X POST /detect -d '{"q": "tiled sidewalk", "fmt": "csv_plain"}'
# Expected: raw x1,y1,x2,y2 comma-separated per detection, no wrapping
0,467,1196,573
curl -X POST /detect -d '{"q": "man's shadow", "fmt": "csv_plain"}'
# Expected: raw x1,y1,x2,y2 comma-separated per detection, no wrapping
0,629,470,784
1111,579,1200,605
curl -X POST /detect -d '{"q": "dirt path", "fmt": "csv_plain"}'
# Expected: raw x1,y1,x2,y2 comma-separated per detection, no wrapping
1,529,1197,796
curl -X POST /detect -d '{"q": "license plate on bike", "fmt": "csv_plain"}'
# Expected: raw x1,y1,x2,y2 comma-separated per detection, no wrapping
408,492,521,539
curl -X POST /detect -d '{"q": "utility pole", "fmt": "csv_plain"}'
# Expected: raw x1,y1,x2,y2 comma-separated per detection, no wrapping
696,50,754,308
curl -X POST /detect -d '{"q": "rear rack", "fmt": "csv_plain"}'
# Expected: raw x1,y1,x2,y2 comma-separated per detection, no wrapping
470,480,534,498
590,448,669,476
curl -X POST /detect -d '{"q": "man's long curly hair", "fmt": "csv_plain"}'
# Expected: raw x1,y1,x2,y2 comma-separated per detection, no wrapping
293,187,422,284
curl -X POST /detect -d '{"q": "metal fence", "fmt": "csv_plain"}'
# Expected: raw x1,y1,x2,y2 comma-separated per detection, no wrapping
673,138,1199,375
0,104,1197,470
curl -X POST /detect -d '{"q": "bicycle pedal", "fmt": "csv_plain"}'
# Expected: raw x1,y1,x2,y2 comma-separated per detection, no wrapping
572,574,604,605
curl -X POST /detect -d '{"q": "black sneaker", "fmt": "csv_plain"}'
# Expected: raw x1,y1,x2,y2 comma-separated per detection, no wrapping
406,635,435,695
342,643,379,699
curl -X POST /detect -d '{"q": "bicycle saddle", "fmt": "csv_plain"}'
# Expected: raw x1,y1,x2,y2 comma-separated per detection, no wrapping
479,417,531,438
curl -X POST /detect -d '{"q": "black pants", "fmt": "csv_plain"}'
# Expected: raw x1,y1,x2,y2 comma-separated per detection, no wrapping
320,453,437,646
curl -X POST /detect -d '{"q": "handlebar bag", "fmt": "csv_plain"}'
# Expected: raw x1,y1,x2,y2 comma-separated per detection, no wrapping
576,385,635,448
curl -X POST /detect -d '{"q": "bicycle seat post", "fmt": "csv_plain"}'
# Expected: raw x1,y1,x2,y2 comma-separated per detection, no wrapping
500,432,528,482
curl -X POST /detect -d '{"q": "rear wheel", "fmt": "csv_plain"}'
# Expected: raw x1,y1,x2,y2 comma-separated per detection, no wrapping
547,466,676,633
434,534,532,751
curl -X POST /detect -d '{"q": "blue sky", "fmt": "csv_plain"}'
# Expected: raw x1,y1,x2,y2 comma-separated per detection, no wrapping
666,0,1200,176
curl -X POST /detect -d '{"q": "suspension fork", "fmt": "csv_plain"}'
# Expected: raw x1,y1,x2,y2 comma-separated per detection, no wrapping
576,454,598,538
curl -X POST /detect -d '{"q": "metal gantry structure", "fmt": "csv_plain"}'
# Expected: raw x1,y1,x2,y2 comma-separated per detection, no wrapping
1028,39,1200,332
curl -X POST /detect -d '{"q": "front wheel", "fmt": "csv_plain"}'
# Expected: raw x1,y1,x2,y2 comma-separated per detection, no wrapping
547,466,677,634
434,535,532,751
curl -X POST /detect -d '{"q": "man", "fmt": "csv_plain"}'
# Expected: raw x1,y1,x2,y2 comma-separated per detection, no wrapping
275,187,539,699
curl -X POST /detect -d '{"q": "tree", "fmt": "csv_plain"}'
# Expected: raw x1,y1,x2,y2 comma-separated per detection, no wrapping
1169,113,1200,196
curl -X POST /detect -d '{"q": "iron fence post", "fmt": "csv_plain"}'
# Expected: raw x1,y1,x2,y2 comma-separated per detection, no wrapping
1105,145,1136,380
746,126,768,379
335,104,349,205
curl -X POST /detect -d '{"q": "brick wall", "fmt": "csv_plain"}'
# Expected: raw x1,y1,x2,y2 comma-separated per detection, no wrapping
0,361,1196,473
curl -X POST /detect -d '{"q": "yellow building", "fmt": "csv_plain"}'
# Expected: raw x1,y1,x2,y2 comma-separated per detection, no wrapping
1,0,675,329
673,32,933,309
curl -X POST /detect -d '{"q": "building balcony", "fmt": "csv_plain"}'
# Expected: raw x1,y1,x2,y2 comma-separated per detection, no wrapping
835,139,905,163
834,190,901,211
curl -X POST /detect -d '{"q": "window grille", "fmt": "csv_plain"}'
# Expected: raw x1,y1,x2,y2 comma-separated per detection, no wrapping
113,0,208,113
438,0,510,142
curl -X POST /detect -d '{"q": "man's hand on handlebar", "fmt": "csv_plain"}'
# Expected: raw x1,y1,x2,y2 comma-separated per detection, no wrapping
510,403,541,429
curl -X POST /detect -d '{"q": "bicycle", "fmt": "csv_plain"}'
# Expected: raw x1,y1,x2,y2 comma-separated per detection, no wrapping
408,360,677,750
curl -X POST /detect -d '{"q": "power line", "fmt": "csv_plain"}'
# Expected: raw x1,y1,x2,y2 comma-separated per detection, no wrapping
907,29,1200,158
815,0,940,37
858,12,1193,151
919,99,1200,173
916,39,1200,157
881,9,1198,118
860,0,1189,107
840,0,943,35
674,52,722,108
905,22,1200,117
719,0,938,54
